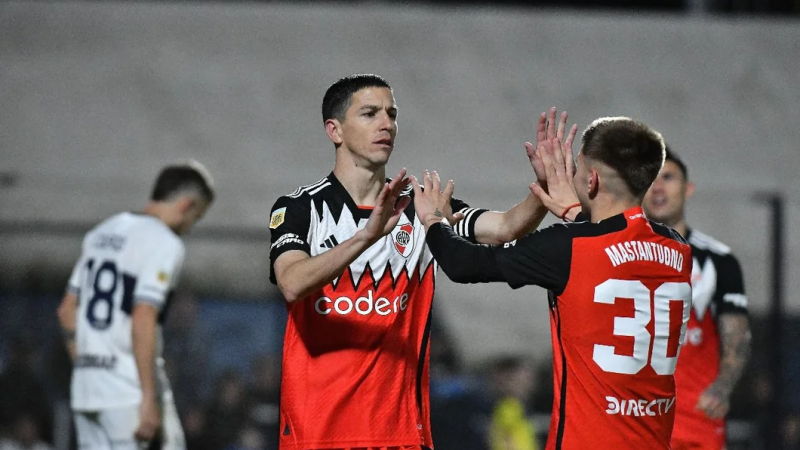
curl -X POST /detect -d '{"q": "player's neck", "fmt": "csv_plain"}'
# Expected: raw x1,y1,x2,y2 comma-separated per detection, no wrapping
669,218,689,238
588,194,640,223
332,162,387,207
142,203,175,230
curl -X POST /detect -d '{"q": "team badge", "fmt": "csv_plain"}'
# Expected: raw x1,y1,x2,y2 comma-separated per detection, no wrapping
392,223,415,257
270,207,286,229
157,271,170,284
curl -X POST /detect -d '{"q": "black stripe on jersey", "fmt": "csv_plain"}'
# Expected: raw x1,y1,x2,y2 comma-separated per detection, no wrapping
553,293,568,450
120,273,136,315
649,220,688,245
288,177,328,198
416,296,434,415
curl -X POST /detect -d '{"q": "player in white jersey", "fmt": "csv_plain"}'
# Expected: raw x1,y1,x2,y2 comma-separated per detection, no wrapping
57,161,214,450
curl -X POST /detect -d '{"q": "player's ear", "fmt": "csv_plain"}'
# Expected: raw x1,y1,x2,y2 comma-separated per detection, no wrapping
176,196,195,214
587,169,600,199
684,180,695,200
325,118,344,146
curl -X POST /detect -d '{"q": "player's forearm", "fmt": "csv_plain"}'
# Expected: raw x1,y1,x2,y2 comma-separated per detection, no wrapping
426,222,505,284
278,230,378,303
714,313,752,395
475,194,548,245
503,193,549,238
57,293,78,361
132,307,159,401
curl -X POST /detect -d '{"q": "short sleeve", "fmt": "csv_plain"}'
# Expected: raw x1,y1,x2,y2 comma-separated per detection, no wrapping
449,196,487,244
715,253,748,315
134,237,185,310
269,196,312,284
492,223,575,294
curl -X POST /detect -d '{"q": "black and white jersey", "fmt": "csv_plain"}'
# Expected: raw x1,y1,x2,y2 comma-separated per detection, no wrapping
672,228,748,439
268,172,486,287
686,229,748,321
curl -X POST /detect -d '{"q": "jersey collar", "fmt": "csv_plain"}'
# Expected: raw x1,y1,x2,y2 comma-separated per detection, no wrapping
327,172,385,220
623,206,647,223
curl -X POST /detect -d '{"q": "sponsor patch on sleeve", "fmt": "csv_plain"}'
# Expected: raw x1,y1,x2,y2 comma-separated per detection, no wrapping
270,207,287,229
271,233,305,250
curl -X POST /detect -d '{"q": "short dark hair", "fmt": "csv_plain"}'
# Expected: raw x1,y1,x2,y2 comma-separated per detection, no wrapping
150,161,215,203
581,117,665,198
664,144,688,180
322,74,392,122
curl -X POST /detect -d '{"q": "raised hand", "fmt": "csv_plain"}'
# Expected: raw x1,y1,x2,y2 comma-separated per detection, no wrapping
361,168,412,243
525,107,578,189
529,137,582,221
411,170,464,232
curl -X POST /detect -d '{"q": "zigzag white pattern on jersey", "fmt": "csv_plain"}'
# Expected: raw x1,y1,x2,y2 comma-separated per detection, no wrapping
288,177,330,198
309,198,436,289
691,256,717,320
689,230,731,255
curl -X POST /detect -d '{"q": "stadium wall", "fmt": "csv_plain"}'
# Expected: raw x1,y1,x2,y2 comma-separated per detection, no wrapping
1,1,798,362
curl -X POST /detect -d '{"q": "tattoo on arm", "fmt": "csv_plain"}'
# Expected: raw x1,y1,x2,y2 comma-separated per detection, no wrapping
434,209,443,218
713,313,752,395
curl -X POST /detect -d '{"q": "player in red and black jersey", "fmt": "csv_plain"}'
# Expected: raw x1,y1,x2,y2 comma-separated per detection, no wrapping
268,75,565,450
644,148,751,450
415,117,693,450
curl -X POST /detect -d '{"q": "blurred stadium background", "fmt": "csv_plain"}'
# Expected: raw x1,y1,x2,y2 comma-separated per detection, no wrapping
1,0,799,449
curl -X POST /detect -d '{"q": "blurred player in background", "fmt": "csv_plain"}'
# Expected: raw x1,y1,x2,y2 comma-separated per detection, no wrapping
268,74,563,450
488,357,539,450
57,161,214,450
415,117,692,449
643,148,751,450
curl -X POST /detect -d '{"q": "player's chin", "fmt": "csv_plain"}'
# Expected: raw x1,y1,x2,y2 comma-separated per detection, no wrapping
370,146,393,162
373,143,394,154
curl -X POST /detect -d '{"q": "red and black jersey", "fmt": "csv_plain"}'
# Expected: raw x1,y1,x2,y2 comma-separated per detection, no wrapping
427,207,693,450
268,172,485,450
671,229,748,446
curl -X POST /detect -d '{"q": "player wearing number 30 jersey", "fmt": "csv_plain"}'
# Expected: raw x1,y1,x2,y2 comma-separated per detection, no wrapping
416,117,693,449
57,162,214,450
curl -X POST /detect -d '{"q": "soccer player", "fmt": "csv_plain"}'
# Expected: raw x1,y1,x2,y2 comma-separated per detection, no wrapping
268,74,564,450
414,117,693,450
57,161,214,450
643,148,751,450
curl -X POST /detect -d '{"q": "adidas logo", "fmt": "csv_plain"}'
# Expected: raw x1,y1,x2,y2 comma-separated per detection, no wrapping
320,235,339,249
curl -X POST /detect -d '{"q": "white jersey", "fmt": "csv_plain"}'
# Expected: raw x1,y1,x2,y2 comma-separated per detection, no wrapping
67,212,185,411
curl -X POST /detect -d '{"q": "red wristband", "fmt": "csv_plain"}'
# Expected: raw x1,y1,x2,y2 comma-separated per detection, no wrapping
560,203,582,221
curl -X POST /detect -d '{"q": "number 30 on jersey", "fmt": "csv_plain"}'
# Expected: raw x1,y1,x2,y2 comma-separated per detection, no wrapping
592,279,691,376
